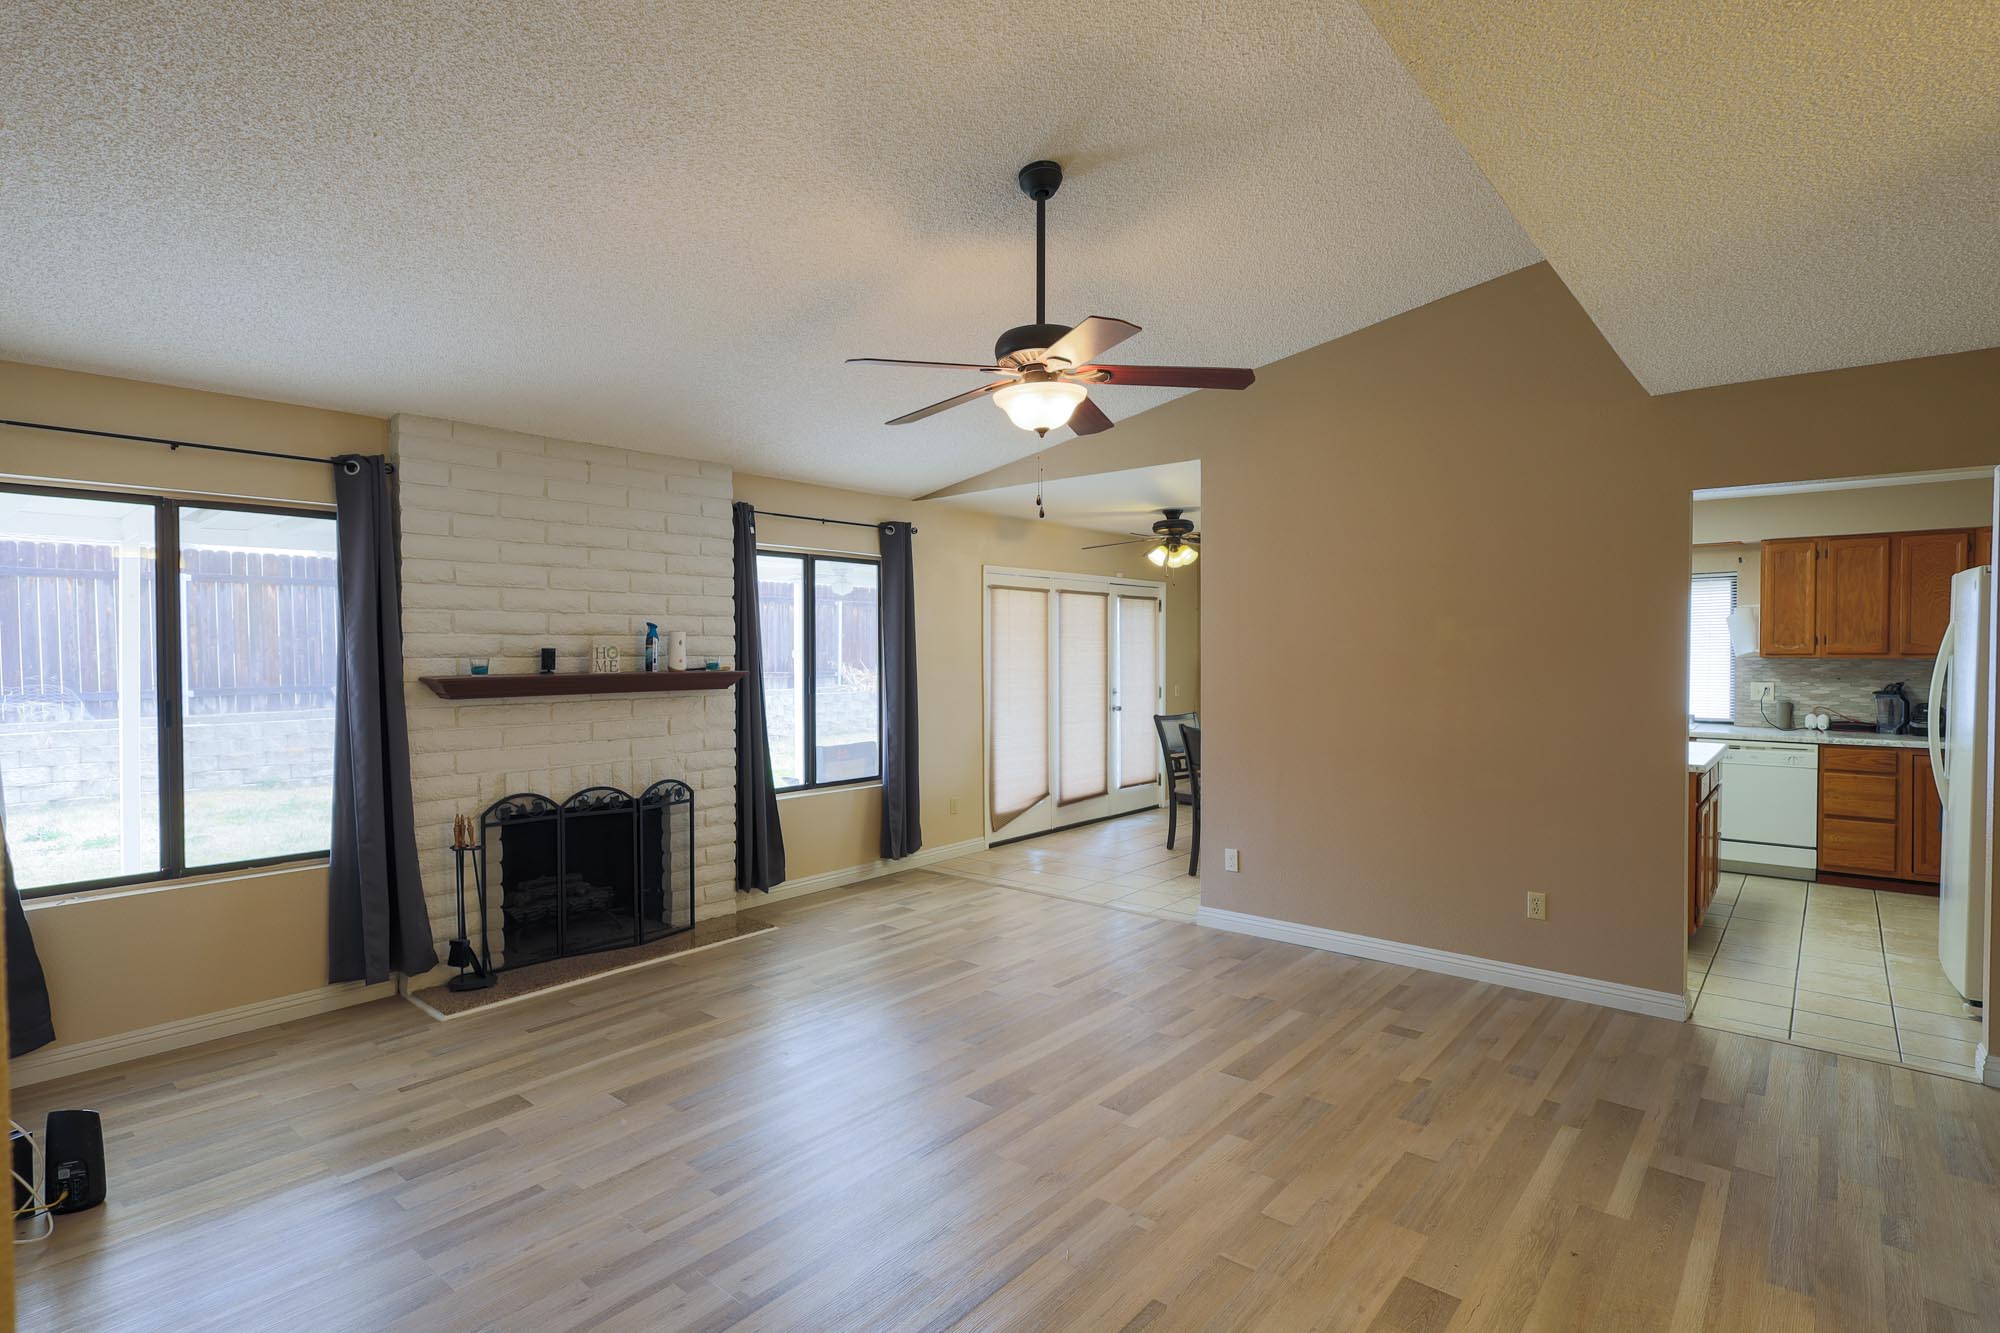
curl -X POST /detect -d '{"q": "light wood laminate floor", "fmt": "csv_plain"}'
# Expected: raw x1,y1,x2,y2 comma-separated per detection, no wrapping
16,866,2000,1331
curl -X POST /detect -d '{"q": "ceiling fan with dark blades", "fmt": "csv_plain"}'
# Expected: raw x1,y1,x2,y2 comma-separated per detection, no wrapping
1082,509,1201,568
849,161,1256,438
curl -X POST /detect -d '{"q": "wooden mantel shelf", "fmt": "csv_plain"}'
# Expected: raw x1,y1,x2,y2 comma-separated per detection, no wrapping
420,670,744,700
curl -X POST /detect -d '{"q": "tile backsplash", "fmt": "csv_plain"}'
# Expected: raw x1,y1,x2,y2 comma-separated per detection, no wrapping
1729,657,1930,728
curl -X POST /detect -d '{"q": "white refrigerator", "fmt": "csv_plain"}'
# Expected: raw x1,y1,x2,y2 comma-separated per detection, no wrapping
1931,564,1991,1001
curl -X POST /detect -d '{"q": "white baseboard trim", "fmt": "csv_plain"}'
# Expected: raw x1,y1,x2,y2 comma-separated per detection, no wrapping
1978,1041,1995,1088
740,837,987,907
1193,906,1689,1022
11,979,398,1088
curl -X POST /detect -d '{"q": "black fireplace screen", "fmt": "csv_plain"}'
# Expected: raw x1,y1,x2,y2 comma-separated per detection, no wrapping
482,781,695,970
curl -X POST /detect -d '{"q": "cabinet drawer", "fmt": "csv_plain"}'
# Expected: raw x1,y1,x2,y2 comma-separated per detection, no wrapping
1821,816,1899,876
1821,771,1898,821
1821,745,1899,775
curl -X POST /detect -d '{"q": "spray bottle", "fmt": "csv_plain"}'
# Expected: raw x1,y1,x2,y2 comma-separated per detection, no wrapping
644,622,659,672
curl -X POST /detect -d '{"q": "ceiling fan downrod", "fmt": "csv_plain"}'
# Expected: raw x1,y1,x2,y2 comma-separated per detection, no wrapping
996,161,1070,364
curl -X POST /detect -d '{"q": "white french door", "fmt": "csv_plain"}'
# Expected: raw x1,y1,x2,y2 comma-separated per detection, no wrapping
985,568,1165,842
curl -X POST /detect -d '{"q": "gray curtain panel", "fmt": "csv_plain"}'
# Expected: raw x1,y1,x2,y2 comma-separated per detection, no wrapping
877,521,922,859
1,773,56,1056
328,456,437,984
733,502,787,890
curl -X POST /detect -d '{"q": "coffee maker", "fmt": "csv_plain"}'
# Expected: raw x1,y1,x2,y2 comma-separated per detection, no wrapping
1874,682,1911,734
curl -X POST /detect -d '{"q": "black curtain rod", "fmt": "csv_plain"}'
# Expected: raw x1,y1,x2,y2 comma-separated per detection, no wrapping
756,508,915,534
0,418,393,474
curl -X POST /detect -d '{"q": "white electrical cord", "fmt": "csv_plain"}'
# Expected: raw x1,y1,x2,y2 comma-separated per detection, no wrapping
11,1118,55,1243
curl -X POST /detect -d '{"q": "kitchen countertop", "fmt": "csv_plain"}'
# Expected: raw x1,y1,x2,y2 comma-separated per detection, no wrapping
1689,722,1931,750
1688,741,1727,774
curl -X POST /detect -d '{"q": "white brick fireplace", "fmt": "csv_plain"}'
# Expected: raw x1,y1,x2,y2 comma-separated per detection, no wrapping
391,415,738,962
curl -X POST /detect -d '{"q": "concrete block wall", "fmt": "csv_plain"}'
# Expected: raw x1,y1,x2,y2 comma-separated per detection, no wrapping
391,415,738,959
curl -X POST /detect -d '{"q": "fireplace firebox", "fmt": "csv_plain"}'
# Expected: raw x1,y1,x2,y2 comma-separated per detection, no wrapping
478,781,696,969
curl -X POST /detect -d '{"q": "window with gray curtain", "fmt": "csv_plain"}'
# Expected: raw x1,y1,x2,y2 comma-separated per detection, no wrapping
0,484,337,896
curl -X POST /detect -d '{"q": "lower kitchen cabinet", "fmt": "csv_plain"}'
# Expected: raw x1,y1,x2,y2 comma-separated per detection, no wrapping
1904,749,1943,882
1688,761,1722,931
1816,744,1941,885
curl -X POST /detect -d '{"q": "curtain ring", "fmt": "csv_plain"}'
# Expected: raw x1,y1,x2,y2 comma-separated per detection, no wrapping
882,524,897,535
341,458,362,475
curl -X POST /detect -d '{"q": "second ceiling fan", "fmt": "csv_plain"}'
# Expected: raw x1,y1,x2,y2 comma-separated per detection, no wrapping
849,161,1256,438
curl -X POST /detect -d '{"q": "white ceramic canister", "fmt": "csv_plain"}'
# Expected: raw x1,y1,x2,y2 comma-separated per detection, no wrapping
667,629,688,671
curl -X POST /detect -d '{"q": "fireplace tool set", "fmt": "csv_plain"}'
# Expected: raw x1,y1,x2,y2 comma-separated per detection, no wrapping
447,813,496,991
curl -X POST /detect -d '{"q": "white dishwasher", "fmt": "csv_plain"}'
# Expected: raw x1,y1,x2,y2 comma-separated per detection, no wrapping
1716,741,1818,878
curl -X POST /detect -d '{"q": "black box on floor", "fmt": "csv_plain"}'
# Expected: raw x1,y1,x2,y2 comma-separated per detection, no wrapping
45,1110,105,1214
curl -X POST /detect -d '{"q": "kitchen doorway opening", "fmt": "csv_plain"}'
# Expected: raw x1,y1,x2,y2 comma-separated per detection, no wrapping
1680,467,1997,1081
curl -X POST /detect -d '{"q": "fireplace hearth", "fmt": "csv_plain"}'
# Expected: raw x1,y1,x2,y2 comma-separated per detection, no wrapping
478,781,696,969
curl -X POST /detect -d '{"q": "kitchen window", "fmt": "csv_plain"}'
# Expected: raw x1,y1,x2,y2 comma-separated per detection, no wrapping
1689,572,1737,723
755,551,881,790
0,484,338,895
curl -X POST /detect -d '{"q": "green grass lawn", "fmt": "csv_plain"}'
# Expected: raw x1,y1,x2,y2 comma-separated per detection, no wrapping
8,785,333,889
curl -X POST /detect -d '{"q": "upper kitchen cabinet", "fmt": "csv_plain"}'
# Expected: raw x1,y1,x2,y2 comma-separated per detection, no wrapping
1759,528,1979,660
1759,538,1819,656
1815,535,1893,656
1893,529,1970,657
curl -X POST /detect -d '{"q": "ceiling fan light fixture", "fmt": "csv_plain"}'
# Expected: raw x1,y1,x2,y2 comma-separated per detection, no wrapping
1168,544,1198,569
1146,544,1169,567
993,379,1087,435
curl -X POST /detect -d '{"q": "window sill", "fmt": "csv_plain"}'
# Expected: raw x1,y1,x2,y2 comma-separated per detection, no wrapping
776,782,882,802
21,857,332,909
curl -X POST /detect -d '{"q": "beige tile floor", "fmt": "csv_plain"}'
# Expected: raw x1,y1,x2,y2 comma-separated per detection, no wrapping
1688,873,1983,1079
935,807,1200,922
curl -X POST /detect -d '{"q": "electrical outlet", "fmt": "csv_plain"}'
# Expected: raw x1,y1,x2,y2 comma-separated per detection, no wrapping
949,797,959,816
1752,681,1777,705
1526,891,1548,921
1223,848,1240,872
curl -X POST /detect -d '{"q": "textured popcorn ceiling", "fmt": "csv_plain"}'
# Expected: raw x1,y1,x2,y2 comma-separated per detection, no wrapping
931,462,1201,536
1361,0,2000,395
0,1,1537,495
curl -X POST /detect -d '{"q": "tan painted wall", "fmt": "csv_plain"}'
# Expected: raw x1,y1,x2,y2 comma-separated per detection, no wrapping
0,361,386,1053
1165,560,1200,712
930,263,2000,996
1693,478,1993,546
1692,477,1997,607
730,473,1193,881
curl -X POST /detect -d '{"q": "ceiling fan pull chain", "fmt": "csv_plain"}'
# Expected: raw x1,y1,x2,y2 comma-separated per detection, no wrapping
1036,454,1045,518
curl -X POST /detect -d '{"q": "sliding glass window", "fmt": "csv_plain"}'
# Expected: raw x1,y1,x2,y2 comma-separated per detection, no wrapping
755,551,881,790
0,485,337,895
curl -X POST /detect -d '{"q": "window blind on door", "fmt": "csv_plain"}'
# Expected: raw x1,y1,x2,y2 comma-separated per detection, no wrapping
1689,572,1737,722
989,587,1049,830
1117,596,1160,786
1057,591,1108,804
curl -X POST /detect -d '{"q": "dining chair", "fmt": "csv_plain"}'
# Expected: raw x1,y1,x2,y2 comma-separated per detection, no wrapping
1153,711,1199,849
1179,723,1201,877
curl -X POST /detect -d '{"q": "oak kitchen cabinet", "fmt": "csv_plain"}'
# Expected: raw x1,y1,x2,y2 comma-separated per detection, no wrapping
1759,538,1818,657
1817,744,1942,886
1894,529,1970,657
1688,749,1722,931
1761,527,1990,660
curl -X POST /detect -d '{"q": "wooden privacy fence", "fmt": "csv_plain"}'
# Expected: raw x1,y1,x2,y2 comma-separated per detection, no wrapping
0,540,338,721
757,581,878,686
